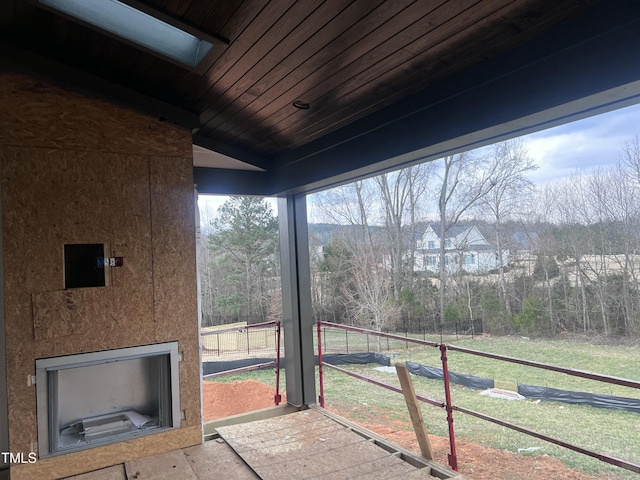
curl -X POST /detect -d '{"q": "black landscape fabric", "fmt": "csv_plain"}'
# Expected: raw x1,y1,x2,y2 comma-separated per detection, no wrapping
203,352,391,376
518,384,640,413
319,352,391,366
406,361,494,390
203,357,276,375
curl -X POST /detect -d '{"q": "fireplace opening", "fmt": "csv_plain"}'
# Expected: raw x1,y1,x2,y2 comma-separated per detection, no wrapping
35,342,180,458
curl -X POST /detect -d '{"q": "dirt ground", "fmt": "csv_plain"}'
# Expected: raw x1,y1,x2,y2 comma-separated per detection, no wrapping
203,380,608,480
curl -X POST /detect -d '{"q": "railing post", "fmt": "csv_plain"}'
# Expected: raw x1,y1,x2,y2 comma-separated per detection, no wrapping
345,329,349,354
247,328,250,355
323,326,327,352
275,322,282,405
366,333,370,353
317,322,325,408
216,333,220,357
440,344,458,471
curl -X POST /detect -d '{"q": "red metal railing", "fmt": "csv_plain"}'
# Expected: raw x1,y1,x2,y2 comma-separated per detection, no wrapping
202,320,282,406
317,321,640,475
439,344,458,471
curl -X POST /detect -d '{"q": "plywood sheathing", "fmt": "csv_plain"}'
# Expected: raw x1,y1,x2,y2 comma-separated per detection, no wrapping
63,440,259,480
149,156,200,427
63,464,126,480
217,410,440,479
182,441,258,480
125,449,198,480
0,74,192,157
11,425,202,480
0,72,201,478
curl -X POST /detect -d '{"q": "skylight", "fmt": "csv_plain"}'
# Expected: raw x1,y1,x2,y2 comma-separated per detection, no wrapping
38,0,223,68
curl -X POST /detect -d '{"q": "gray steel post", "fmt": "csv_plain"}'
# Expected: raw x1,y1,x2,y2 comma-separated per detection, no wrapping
278,195,315,406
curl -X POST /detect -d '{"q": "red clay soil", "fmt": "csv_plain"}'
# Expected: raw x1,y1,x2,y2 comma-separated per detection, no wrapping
203,379,286,420
203,380,607,480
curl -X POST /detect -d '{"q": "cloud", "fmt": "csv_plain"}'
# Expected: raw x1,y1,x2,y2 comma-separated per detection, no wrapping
521,103,640,183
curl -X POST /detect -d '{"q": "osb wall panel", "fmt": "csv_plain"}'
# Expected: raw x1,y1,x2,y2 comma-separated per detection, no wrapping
32,286,155,348
150,156,201,428
10,425,202,480
0,72,201,476
0,73,192,158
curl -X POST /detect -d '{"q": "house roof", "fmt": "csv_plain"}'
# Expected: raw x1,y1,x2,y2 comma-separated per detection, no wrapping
427,224,475,240
2,1,640,196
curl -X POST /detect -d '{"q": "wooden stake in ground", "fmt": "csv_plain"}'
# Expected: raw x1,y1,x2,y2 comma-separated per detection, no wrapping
395,362,434,460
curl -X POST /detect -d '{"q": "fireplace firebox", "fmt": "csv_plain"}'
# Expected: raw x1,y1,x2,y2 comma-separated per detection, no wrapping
35,342,181,458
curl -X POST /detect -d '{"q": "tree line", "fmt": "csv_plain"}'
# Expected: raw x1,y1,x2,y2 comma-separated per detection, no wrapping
198,137,640,337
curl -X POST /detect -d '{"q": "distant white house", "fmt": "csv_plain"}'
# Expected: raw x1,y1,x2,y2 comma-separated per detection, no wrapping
413,224,508,274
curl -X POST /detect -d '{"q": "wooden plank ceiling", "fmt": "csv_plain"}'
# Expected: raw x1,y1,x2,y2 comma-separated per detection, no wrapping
1,0,591,160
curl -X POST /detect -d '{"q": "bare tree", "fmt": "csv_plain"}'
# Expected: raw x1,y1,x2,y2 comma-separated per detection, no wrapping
313,179,394,328
436,150,502,319
375,164,432,300
479,139,536,315
342,249,400,344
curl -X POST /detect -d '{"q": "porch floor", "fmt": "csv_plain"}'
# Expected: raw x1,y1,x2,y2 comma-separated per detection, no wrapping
63,440,257,480
64,408,456,479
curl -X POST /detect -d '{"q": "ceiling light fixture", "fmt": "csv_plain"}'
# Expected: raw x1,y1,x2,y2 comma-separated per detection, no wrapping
292,100,310,110
37,0,228,69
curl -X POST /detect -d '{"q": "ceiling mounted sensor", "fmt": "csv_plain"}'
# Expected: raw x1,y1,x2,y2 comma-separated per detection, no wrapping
293,100,310,110
36,0,228,71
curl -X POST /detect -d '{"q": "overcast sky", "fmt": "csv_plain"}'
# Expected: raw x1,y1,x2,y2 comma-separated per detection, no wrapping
520,102,640,184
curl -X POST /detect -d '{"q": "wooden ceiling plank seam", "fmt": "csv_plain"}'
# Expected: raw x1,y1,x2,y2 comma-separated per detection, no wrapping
287,0,582,148
183,0,217,25
221,0,478,148
401,0,519,56
198,0,356,127
246,0,512,147
175,1,248,93
276,2,604,165
176,1,277,104
278,0,526,145
184,0,296,107
191,0,322,112
257,0,571,152
200,0,411,137
203,0,431,141
200,0,263,51
196,0,332,126
200,0,386,133
200,3,408,143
